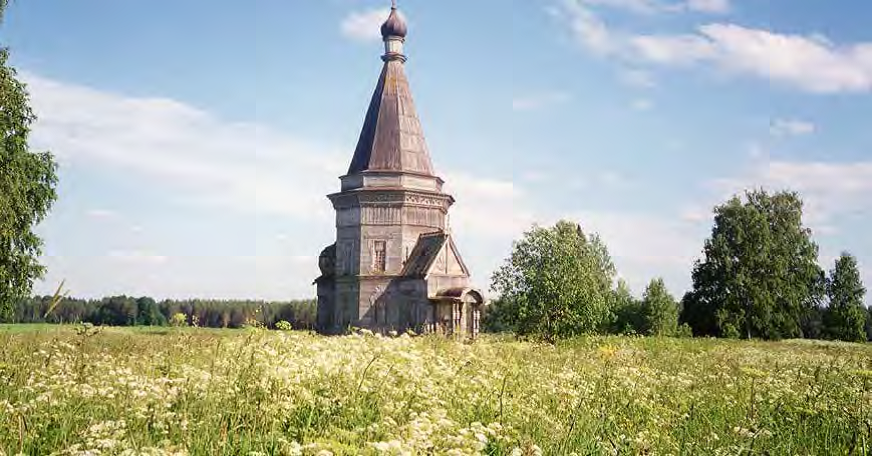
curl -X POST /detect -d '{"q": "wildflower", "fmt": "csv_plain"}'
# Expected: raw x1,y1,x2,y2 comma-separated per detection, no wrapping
598,344,618,360
510,443,543,456
739,367,767,378
732,427,755,438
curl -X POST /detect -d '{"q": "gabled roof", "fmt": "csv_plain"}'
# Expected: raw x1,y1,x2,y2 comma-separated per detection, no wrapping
402,232,470,278
402,232,446,277
433,287,486,305
347,57,435,176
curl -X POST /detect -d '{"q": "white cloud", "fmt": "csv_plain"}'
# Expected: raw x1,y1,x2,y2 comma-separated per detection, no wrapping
444,172,535,239
712,160,872,232
619,69,657,88
745,141,767,159
584,0,730,15
686,0,730,14
692,24,872,93
630,33,715,65
340,8,391,43
520,170,550,183
554,0,618,55
770,119,816,137
86,209,117,219
25,74,345,221
631,98,654,111
555,1,872,93
108,250,169,265
599,171,633,188
38,254,318,300
584,0,667,15
764,162,872,212
546,210,706,294
679,205,711,223
512,91,572,111
25,74,350,299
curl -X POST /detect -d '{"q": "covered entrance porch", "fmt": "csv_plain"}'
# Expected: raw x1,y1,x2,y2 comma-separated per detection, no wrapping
429,287,485,339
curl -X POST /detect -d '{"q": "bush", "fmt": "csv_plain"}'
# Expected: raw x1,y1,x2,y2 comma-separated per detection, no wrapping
170,313,188,328
676,323,693,338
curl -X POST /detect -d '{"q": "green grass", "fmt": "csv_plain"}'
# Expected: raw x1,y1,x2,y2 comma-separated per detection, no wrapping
0,323,67,333
0,323,250,335
1,326,870,455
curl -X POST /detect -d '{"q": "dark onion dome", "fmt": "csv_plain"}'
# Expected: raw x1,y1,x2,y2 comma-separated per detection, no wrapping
380,6,407,39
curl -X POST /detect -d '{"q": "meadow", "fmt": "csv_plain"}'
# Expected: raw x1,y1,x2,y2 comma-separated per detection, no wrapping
0,325,870,455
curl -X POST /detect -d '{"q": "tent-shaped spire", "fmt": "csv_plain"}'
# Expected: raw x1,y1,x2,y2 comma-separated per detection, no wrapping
347,4,435,177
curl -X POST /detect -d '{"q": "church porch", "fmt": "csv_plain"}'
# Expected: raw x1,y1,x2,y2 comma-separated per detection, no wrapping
428,288,484,339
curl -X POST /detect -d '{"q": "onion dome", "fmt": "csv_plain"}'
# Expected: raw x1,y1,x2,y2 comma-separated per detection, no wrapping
380,3,408,39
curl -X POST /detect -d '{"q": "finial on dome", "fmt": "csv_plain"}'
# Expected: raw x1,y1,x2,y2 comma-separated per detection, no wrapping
381,1,408,40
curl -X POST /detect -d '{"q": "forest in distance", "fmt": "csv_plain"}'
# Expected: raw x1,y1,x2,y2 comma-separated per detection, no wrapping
6,296,317,329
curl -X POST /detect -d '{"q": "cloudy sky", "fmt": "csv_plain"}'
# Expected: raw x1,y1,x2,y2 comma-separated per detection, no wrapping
4,0,871,301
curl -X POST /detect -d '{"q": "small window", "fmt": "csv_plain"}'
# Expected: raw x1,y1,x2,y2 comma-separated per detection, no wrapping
373,240,387,272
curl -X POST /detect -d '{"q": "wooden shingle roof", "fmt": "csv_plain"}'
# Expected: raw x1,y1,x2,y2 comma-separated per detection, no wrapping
402,232,471,278
347,24,435,176
401,232,447,277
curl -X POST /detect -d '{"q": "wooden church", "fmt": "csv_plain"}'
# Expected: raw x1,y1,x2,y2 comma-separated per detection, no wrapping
315,2,484,338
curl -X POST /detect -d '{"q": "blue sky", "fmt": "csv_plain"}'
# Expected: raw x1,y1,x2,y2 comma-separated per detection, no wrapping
4,0,871,301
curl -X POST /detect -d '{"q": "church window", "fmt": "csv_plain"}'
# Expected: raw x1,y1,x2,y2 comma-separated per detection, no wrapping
373,240,387,272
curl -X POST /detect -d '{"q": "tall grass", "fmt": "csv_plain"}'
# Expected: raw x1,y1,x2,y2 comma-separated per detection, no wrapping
0,326,870,455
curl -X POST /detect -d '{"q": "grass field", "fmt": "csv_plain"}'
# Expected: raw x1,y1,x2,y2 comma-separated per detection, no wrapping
1,325,870,455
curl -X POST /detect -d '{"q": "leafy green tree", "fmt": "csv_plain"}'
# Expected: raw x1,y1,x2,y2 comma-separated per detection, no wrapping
824,253,867,342
800,302,825,340
480,297,517,333
680,291,713,337
491,220,615,342
136,297,166,326
682,190,824,340
611,279,642,334
0,3,59,320
641,278,679,336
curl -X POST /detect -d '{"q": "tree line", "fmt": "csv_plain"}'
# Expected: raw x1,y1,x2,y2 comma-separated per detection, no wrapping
5,296,316,329
485,190,870,343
